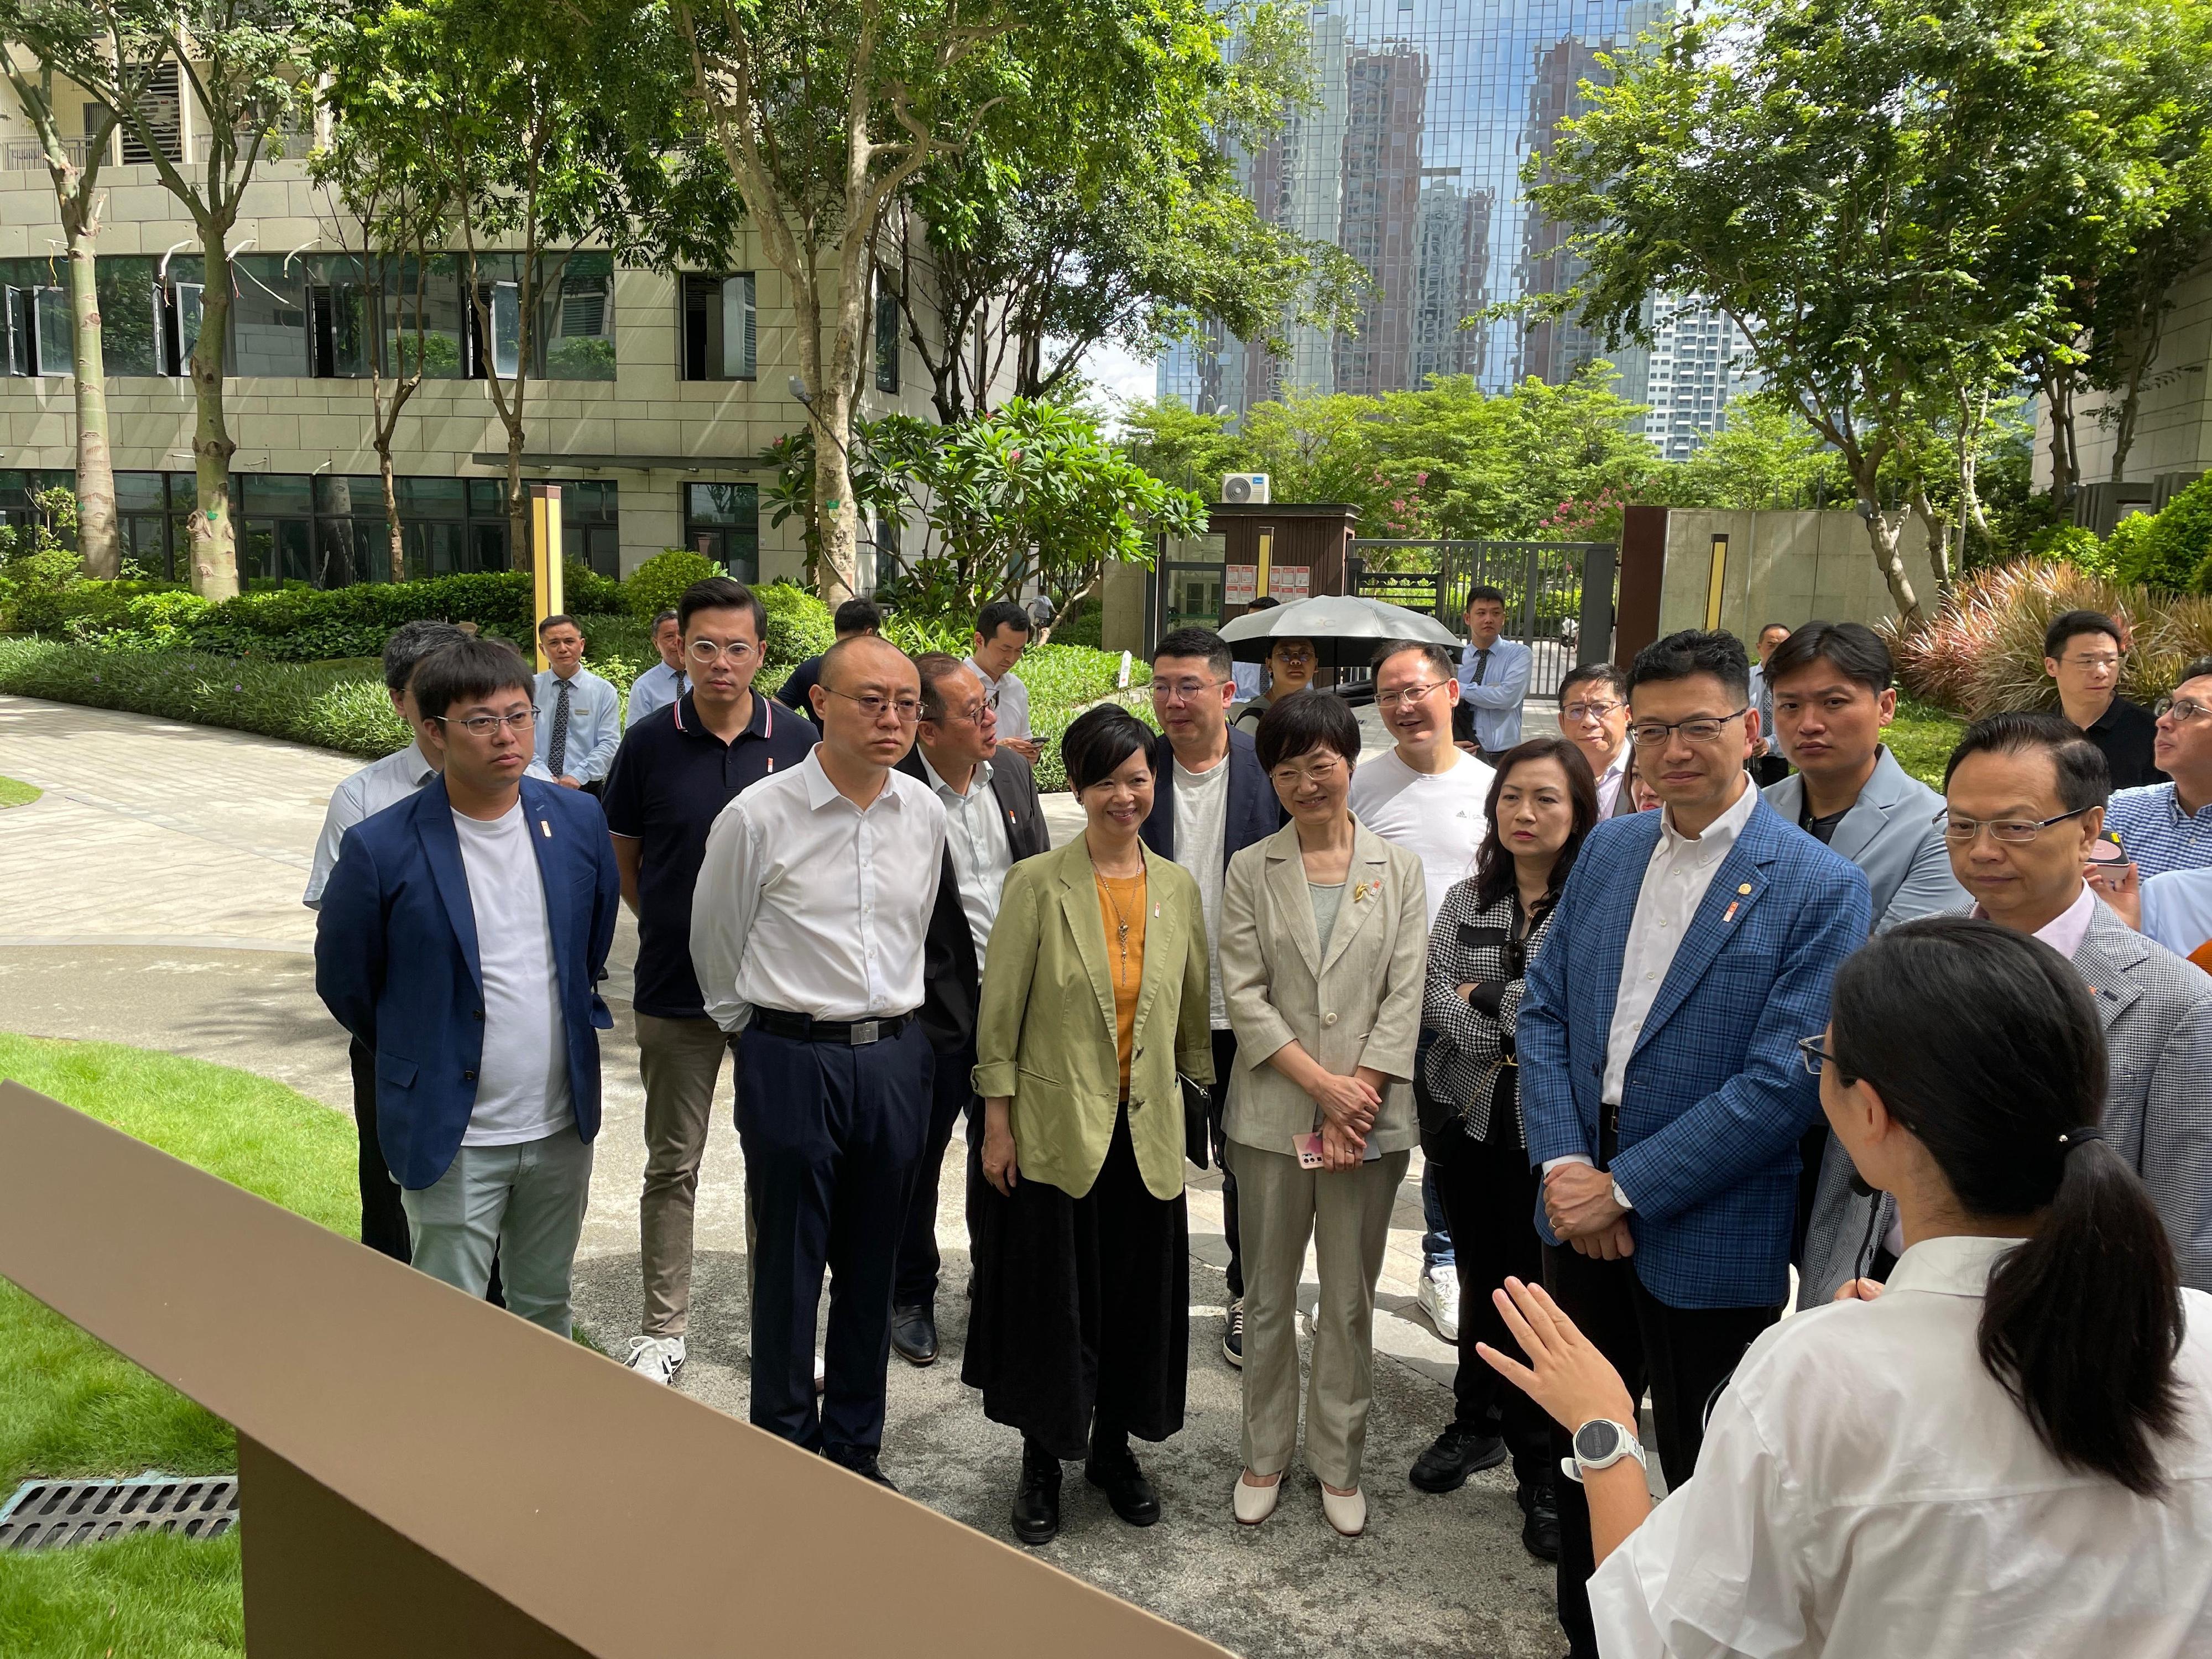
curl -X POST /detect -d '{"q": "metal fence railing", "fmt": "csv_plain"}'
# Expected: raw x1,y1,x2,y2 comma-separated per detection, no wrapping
1347,538,1618,695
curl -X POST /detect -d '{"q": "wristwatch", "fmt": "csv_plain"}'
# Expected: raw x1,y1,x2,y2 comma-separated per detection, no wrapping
1560,1418,1648,1485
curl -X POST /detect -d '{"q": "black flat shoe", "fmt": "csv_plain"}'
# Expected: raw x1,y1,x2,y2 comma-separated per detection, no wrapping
823,1443,898,1491
890,1302,938,1366
1084,1445,1161,1527
1408,1422,1507,1493
1519,1476,1561,1561
1011,1442,1062,1546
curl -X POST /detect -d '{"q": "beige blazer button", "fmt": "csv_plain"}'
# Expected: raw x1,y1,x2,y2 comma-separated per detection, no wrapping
1323,1011,1338,1027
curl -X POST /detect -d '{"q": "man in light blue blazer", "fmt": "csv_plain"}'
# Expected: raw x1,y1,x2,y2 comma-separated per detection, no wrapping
1517,629,1870,1659
317,637,621,1336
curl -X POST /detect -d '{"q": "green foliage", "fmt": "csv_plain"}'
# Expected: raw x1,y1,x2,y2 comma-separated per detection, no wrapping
880,612,971,657
2103,512,2156,585
874,399,1206,619
2118,474,2212,592
755,580,836,669
623,550,724,622
757,427,907,589
0,774,42,807
2026,522,2107,573
1644,395,1847,512
1885,696,1969,791
562,557,624,615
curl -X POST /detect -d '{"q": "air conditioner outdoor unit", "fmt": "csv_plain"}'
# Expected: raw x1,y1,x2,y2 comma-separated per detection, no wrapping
1221,472,1270,505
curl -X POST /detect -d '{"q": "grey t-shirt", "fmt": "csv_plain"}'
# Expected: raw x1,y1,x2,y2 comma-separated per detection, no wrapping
451,800,573,1146
1309,879,1347,956
1172,753,1232,1029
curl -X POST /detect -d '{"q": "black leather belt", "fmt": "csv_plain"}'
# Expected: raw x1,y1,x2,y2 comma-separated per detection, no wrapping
749,1008,914,1046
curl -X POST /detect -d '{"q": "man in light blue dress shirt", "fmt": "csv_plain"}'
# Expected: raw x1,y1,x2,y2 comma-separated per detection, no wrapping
624,608,689,730
1455,586,1533,763
534,614,623,793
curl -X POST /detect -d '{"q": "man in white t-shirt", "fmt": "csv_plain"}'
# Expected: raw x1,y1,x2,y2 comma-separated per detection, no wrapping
316,637,622,1337
1348,639,1495,1340
1140,625,1286,1366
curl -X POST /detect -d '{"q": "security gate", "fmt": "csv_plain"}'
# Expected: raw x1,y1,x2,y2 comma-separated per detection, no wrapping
1347,539,1616,694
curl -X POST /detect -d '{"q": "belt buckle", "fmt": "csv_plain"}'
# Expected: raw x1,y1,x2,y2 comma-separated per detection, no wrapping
849,1019,880,1046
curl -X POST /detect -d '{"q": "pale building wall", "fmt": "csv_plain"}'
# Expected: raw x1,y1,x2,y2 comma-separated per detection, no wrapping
1657,508,1929,638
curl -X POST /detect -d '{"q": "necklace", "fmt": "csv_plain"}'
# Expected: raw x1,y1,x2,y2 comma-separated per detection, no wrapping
1097,871,1141,985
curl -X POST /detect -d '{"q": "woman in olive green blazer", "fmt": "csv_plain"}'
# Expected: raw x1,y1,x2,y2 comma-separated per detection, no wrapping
963,706,1213,1549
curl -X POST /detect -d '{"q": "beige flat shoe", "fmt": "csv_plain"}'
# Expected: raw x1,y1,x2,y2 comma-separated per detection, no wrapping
1321,1483,1366,1537
1234,1471,1280,1526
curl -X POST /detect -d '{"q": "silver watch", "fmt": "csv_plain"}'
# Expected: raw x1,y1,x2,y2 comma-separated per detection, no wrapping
1560,1418,1647,1484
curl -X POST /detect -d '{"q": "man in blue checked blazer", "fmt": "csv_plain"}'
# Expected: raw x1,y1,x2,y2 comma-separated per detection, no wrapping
1517,629,1870,1659
317,637,620,1338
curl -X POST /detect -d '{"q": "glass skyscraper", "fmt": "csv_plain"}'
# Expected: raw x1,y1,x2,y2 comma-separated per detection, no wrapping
1159,0,1668,416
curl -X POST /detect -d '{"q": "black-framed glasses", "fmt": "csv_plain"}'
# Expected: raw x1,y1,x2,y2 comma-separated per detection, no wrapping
1562,698,1622,723
1797,1033,1851,1079
822,685,921,722
2153,695,2211,725
1933,805,2091,844
438,709,536,737
1629,708,1749,747
1151,675,1229,703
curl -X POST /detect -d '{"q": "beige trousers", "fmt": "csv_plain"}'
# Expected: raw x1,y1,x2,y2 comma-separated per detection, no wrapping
1228,1140,1412,1490
636,1012,733,1337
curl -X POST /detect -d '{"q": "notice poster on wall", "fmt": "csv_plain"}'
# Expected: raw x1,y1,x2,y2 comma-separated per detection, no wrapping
1270,565,1311,599
1225,564,1258,606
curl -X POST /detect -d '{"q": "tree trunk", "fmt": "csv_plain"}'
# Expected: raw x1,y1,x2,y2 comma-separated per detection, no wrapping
65,219,118,579
1910,480,1951,594
812,379,860,603
187,239,239,600
506,423,530,576
380,448,403,579
1856,491,1920,626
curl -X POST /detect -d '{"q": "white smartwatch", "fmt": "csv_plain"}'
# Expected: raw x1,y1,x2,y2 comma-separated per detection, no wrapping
1561,1418,1648,1485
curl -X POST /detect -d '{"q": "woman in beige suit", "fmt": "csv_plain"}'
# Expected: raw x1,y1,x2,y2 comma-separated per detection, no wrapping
1219,691,1428,1536
966,704,1214,1548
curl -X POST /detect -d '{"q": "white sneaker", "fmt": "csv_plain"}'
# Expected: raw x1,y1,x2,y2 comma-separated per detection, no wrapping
1417,1262,1460,1344
624,1334,686,1385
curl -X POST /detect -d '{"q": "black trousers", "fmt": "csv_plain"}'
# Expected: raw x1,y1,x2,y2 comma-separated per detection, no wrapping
736,1021,932,1454
1206,1026,1244,1301
1543,1243,1778,1658
351,1037,506,1306
1427,1126,1550,1484
894,1038,975,1309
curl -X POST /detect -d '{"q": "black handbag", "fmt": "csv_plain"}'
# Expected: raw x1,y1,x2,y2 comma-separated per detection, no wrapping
1179,1072,1213,1170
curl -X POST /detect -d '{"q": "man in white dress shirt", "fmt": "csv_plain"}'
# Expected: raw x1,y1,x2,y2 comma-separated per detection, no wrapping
691,634,948,1486
534,614,622,792
623,609,688,730
967,598,1039,765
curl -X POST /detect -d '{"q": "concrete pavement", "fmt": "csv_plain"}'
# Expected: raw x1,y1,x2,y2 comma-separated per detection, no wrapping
0,693,1566,1657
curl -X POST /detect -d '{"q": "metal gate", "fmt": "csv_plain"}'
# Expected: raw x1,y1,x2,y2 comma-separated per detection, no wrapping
1347,539,1616,695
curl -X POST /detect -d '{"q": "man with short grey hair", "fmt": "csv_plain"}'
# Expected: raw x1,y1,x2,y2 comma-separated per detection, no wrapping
624,608,688,729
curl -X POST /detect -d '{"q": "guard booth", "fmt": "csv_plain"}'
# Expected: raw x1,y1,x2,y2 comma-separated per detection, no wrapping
1147,502,1362,652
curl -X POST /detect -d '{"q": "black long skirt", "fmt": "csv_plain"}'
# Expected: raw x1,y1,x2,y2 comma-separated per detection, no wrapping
962,1103,1190,1459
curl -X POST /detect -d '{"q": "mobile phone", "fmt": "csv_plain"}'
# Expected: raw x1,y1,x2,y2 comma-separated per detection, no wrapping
2088,831,2127,869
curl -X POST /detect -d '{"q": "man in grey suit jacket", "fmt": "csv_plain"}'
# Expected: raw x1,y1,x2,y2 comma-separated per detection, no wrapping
1802,711,2212,1305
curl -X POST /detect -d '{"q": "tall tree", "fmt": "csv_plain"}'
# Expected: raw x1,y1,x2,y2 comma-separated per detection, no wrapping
58,0,309,598
0,8,163,578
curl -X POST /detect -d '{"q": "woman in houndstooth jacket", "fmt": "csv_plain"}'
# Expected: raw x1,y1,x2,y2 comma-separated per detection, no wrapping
1407,737,1599,1558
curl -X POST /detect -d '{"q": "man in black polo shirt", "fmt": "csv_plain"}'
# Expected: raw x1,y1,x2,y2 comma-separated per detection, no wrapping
2044,608,2166,790
602,575,817,1386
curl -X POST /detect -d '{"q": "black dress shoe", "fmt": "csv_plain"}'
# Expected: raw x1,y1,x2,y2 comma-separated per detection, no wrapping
823,1444,898,1491
1084,1444,1162,1527
1519,1476,1561,1561
890,1302,938,1366
1408,1422,1507,1493
1011,1441,1062,1546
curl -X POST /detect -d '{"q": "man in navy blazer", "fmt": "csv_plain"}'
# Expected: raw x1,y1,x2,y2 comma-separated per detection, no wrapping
317,636,621,1337
1142,624,1287,1364
1517,629,1870,1659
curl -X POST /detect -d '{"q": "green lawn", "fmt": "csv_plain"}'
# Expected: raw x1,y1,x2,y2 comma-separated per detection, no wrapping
1888,696,1969,790
0,775,39,808
0,1034,357,1658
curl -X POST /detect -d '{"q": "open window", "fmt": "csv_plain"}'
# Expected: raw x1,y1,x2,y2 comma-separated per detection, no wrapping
680,273,755,381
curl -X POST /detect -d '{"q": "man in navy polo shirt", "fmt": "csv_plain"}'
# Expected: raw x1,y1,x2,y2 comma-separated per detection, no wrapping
602,575,817,1386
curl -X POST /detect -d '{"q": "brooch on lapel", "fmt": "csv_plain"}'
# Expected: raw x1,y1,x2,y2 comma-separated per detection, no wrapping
1353,880,1381,904
1723,881,1751,924
540,820,552,839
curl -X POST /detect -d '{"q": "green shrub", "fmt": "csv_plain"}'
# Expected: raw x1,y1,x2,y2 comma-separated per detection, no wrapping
757,579,835,669
562,557,625,616
2027,521,2106,574
2119,474,2212,592
2104,511,2154,585
1052,602,1104,649
24,571,539,659
881,612,969,656
624,550,724,620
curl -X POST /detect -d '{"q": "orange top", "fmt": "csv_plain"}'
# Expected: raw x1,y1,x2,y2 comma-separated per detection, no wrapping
1094,870,1149,1098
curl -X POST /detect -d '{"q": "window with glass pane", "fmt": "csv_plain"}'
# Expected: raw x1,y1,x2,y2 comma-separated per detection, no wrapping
874,269,899,392
299,254,372,379
680,274,754,380
231,254,308,376
685,482,760,581
382,254,466,379
543,252,615,380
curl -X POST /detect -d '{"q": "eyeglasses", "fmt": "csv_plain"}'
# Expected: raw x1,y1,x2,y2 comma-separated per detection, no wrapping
686,639,758,665
1375,680,1451,712
1933,804,2092,844
929,698,992,727
2153,695,2211,725
2061,653,2121,671
1561,699,1622,724
822,685,921,722
1152,676,1228,704
439,709,536,737
1269,648,1316,666
1629,709,1748,747
1796,1034,1854,1081
1269,756,1347,788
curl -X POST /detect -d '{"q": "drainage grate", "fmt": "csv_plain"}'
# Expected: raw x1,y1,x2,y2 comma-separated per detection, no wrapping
0,1475,239,1551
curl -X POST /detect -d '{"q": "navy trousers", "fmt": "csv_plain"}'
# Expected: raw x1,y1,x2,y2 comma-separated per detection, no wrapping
894,1038,976,1309
737,1021,933,1454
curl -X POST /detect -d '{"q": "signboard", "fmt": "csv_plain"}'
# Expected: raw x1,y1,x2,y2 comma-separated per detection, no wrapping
1271,564,1311,600
1224,564,1258,606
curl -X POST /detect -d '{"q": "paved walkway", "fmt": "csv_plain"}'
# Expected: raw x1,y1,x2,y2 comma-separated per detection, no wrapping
0,695,1566,1657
